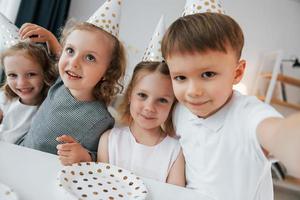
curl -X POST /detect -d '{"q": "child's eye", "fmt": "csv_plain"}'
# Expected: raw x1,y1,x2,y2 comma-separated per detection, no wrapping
26,73,37,78
86,54,96,62
201,71,216,79
7,73,17,78
65,47,74,55
174,76,186,81
158,98,169,104
137,92,147,99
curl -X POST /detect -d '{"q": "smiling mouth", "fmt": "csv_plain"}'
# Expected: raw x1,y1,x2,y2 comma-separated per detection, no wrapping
17,88,33,94
66,70,82,79
187,100,210,106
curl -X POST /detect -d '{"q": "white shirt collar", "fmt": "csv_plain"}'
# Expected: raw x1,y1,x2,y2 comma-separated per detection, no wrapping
188,91,238,132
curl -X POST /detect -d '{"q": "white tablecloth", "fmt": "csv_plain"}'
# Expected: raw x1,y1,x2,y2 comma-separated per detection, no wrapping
0,141,211,200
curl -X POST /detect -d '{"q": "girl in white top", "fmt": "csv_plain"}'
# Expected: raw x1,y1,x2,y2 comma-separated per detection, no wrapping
98,61,185,187
0,42,57,143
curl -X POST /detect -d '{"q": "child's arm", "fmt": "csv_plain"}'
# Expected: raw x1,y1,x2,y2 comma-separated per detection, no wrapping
97,130,110,163
166,149,186,187
19,23,61,57
258,113,300,177
56,135,92,166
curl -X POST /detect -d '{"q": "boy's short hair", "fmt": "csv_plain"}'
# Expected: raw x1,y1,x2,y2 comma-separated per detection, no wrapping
162,13,244,60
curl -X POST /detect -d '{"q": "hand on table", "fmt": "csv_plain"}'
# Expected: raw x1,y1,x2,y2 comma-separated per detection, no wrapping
56,135,92,166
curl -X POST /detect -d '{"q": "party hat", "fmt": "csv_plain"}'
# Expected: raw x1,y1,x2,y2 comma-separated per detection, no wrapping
87,0,122,38
0,13,20,52
182,0,225,16
142,15,165,62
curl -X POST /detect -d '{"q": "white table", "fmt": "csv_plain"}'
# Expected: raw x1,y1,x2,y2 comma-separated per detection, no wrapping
0,141,211,200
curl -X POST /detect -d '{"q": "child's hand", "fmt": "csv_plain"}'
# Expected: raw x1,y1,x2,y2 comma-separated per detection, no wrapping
19,23,61,56
19,23,53,43
56,135,92,166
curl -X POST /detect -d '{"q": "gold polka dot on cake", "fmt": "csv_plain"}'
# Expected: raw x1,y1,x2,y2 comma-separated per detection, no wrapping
101,14,105,17
102,19,106,23
97,169,102,173
107,181,112,184
82,194,87,198
105,6,109,10
205,1,210,6
112,187,117,190
110,174,114,177
197,5,202,10
79,172,84,176
118,194,123,197
103,189,108,192
64,177,68,182
129,182,133,186
211,5,216,9
93,191,99,195
105,24,109,28
118,169,122,173
71,171,75,175
118,1,121,5
88,184,93,188
106,166,111,169
108,197,114,200
77,187,82,190
210,0,215,2
72,180,78,183
112,13,116,17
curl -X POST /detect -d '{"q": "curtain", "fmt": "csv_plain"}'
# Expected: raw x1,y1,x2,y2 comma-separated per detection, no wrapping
14,0,70,38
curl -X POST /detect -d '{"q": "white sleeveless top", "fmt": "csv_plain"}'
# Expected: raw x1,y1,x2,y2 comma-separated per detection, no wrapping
108,127,181,182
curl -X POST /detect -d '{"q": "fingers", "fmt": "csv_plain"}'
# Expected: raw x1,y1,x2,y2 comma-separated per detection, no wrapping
56,135,78,143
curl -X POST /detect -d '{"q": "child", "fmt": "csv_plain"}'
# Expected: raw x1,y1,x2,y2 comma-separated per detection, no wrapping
97,61,185,187
0,42,57,143
161,13,300,199
18,0,126,162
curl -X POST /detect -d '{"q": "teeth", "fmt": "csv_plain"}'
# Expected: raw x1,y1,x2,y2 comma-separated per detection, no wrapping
66,71,81,78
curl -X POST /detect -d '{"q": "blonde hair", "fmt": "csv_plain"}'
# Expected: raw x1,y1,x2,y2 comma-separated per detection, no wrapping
162,13,244,60
60,20,126,105
118,61,176,136
0,42,57,105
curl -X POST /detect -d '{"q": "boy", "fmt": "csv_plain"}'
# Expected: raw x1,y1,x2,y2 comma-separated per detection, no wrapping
161,12,300,200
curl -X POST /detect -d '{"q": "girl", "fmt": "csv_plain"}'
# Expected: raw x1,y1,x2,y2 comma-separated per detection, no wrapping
0,42,57,143
97,61,185,186
18,21,126,162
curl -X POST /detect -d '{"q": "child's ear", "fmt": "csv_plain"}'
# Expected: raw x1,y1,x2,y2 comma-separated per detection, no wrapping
233,59,246,84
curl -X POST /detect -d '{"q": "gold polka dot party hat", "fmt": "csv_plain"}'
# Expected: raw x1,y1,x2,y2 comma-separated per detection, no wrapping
142,15,165,62
87,0,122,38
182,0,225,16
0,13,20,52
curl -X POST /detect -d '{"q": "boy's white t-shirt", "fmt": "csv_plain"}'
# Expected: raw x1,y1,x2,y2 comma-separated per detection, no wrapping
0,92,38,143
173,91,282,200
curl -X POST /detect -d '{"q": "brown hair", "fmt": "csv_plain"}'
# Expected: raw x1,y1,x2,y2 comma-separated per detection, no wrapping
162,12,244,60
60,21,126,105
118,61,176,136
0,42,57,105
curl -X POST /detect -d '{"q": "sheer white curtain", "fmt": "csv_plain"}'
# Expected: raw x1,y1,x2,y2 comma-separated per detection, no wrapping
0,0,21,22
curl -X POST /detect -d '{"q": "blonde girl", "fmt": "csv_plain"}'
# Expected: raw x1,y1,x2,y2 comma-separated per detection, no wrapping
0,42,57,143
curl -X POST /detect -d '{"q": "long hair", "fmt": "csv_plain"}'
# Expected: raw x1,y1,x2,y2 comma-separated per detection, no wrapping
118,61,176,136
0,42,57,105
60,20,126,105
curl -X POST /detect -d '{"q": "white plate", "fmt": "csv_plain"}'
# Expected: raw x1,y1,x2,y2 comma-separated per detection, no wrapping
0,182,18,200
58,162,148,200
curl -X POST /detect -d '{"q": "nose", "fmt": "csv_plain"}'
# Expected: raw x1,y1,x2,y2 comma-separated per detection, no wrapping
186,80,203,98
144,100,156,113
16,76,28,87
69,55,80,68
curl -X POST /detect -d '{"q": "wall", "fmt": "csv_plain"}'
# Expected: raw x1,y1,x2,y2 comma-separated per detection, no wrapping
68,0,300,93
